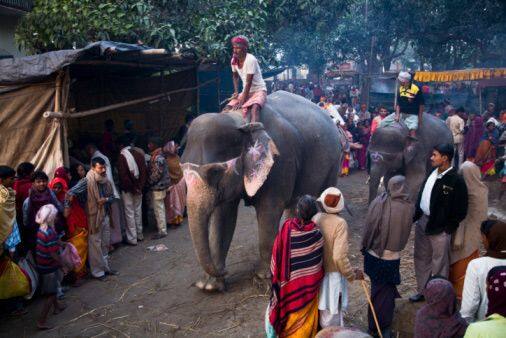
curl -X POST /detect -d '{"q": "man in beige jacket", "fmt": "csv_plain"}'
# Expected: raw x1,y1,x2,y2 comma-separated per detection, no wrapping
446,107,465,169
313,187,363,328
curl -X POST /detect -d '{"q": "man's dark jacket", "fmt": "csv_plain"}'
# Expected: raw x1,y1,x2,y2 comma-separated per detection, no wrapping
117,148,148,195
414,168,468,235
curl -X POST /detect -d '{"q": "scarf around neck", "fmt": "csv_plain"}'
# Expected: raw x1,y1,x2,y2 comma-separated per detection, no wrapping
85,169,112,234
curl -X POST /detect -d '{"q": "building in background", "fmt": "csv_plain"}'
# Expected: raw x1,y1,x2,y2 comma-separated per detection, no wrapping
0,0,33,58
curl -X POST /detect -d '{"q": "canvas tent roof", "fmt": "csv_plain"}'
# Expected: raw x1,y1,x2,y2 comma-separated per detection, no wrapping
0,41,199,177
0,41,196,85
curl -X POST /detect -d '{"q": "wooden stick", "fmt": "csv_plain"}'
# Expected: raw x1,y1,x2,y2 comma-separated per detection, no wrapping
43,77,218,119
361,280,383,338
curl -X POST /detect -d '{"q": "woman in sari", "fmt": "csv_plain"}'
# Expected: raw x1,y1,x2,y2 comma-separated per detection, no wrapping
475,119,500,176
51,167,89,282
162,141,186,227
449,161,488,299
266,195,324,338
463,114,484,159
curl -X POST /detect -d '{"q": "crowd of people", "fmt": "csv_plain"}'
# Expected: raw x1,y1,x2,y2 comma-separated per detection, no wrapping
266,143,506,338
309,85,506,186
0,126,187,329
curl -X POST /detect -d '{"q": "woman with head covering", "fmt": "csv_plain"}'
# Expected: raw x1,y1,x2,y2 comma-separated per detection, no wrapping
414,277,468,338
362,175,414,337
314,187,363,328
476,119,500,176
464,114,485,159
464,266,506,337
162,141,186,228
461,220,506,322
449,161,488,299
266,195,324,338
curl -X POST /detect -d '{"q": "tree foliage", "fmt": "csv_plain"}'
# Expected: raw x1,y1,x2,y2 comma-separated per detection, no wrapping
15,0,506,71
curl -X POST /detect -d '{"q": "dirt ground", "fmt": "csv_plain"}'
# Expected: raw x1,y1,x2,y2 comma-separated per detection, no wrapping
1,170,504,337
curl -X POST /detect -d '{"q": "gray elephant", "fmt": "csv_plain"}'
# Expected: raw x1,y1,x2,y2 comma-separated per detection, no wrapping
181,91,342,291
368,113,453,203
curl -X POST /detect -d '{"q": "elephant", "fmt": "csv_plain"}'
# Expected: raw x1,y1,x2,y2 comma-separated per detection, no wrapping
368,113,453,203
181,91,342,291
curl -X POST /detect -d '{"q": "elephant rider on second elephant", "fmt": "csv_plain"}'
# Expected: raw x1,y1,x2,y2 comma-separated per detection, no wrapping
224,35,267,123
380,71,425,142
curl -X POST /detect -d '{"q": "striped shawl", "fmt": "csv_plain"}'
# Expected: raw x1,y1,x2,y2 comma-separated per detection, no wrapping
269,218,324,335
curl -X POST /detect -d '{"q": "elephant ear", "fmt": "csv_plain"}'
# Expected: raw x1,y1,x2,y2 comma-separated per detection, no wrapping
240,122,279,197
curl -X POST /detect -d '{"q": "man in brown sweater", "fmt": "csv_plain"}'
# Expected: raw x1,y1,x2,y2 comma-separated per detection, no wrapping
117,135,147,245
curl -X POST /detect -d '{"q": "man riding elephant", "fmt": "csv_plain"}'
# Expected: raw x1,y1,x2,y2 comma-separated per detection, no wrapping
380,71,425,142
224,35,267,123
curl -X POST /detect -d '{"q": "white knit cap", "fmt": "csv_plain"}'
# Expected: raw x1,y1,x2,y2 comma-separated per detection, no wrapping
317,187,344,214
398,71,411,82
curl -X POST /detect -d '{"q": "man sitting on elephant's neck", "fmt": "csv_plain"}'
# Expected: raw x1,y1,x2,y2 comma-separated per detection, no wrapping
224,35,267,123
380,71,425,143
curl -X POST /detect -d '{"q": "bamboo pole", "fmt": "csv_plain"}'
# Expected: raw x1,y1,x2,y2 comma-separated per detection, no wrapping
361,280,383,338
43,77,218,119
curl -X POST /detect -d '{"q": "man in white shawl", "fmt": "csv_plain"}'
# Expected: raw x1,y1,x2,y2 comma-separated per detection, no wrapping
117,135,147,245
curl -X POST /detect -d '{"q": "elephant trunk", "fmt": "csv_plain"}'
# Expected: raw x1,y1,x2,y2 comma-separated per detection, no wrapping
186,188,224,278
368,165,385,204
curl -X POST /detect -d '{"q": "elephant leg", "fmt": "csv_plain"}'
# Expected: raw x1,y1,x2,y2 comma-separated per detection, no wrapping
405,162,427,203
199,199,239,292
255,198,285,279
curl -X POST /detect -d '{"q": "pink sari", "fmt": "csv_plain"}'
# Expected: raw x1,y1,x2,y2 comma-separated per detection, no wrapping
164,178,186,225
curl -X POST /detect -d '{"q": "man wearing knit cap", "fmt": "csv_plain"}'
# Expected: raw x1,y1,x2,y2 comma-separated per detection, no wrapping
224,35,267,123
380,71,425,140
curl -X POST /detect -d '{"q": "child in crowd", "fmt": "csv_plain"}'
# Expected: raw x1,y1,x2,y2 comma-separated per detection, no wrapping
22,171,63,254
35,204,67,330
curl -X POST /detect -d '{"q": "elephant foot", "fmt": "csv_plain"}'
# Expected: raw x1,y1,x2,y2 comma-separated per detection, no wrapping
255,264,272,280
194,275,226,292
204,276,226,292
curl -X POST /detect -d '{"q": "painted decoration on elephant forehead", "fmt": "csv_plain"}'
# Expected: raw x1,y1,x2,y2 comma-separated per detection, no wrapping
225,158,239,175
182,167,203,188
370,152,384,163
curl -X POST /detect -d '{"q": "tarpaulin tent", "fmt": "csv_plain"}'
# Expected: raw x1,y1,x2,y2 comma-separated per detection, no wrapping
0,41,206,176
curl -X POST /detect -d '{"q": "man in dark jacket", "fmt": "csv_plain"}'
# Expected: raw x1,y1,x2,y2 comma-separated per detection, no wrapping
117,135,147,245
410,143,468,302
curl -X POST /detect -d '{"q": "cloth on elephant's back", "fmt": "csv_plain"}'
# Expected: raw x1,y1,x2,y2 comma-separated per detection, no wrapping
269,218,324,335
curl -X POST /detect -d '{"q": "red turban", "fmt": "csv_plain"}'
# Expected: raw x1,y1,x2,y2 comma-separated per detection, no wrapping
231,35,249,48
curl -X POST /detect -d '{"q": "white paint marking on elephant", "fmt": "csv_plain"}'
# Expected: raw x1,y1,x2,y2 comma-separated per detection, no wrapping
183,168,203,188
248,140,263,163
370,151,384,163
225,157,240,175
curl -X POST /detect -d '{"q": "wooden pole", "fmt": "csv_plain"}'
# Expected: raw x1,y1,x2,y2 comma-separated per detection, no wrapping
361,280,383,338
43,78,218,119
394,78,399,110
479,86,483,114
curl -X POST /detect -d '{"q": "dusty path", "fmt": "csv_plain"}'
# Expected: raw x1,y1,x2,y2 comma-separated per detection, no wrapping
1,170,503,337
